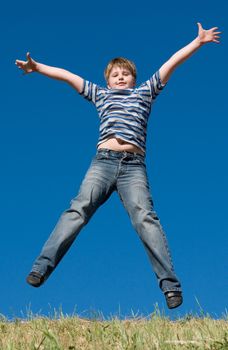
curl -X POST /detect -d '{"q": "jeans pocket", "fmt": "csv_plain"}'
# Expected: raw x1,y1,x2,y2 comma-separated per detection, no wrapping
95,153,108,161
132,157,145,166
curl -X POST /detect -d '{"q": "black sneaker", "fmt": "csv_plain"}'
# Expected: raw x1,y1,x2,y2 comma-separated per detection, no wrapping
165,291,183,309
26,272,45,288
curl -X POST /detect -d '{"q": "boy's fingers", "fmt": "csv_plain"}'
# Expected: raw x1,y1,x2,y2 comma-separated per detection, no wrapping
211,26,219,30
26,52,31,61
15,60,25,67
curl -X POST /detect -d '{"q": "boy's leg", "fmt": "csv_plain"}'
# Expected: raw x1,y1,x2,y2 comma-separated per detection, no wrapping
116,157,182,296
28,154,116,285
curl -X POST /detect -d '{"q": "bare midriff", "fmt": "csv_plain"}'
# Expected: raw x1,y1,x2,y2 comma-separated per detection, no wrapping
97,137,144,155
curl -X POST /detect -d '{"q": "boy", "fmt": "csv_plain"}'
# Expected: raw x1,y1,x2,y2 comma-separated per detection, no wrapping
16,22,221,309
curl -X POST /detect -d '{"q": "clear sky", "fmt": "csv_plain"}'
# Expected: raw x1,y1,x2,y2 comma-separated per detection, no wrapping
1,0,227,319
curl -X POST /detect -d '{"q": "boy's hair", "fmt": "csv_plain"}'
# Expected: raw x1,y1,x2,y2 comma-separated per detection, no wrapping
104,57,137,82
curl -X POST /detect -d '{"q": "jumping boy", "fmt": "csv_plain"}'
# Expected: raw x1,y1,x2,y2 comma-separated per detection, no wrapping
16,22,221,309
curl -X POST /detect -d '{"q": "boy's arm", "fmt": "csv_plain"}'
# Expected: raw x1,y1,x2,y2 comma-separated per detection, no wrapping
15,52,84,93
159,23,221,85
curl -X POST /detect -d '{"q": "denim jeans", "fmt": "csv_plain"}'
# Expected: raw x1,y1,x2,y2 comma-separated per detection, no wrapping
31,149,181,293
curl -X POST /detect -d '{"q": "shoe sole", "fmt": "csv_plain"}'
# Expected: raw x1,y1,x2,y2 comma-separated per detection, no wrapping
167,296,183,309
26,274,44,288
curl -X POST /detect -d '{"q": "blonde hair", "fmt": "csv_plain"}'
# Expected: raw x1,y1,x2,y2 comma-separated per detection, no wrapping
104,57,137,82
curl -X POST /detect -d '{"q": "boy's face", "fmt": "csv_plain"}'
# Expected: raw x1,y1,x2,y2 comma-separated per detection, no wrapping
107,65,135,89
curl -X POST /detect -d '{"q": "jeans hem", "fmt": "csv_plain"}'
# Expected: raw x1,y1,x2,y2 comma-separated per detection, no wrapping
163,287,182,294
31,268,46,277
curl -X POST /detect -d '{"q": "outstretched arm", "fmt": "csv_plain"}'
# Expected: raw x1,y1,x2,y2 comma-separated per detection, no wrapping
159,23,221,85
15,53,84,93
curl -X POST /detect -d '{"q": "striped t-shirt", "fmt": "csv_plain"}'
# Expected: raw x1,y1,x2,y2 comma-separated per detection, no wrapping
80,70,166,154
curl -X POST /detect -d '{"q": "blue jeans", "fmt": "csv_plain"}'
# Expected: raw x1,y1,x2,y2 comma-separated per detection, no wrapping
31,149,181,293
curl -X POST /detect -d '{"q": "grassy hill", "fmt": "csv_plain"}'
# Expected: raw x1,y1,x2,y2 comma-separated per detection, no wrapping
0,313,228,349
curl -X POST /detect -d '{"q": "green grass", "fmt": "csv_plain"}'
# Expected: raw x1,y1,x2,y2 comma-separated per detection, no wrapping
0,310,227,349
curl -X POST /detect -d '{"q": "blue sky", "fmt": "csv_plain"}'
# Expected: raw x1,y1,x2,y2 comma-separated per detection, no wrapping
0,0,227,319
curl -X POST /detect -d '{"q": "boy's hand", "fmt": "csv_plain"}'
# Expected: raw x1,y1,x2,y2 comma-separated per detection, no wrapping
15,52,37,74
15,53,84,92
197,22,221,44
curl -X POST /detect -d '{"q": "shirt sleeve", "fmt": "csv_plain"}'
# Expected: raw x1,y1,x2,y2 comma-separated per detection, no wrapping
147,70,167,100
79,80,98,105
